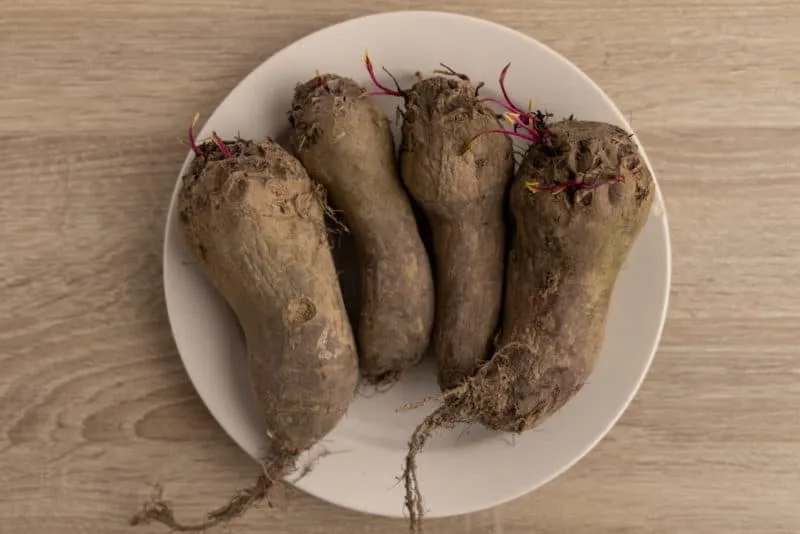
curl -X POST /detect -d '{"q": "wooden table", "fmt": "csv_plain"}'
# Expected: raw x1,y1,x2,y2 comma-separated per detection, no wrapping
2,1,799,532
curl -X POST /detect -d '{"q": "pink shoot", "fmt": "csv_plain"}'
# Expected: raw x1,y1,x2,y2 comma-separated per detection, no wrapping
433,63,469,81
188,112,201,156
481,65,550,141
526,175,625,195
210,131,233,159
364,50,403,97
591,176,626,189
502,112,542,141
495,64,548,135
463,106,553,156
499,63,523,115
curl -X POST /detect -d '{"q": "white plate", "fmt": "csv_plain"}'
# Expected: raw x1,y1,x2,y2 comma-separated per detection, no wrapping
163,10,671,519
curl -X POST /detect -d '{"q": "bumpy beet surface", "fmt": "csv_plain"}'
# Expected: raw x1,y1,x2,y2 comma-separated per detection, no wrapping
289,74,434,384
400,76,514,390
403,120,655,528
133,139,358,532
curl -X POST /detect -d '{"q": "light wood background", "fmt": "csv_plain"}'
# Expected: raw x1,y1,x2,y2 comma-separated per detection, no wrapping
2,0,799,533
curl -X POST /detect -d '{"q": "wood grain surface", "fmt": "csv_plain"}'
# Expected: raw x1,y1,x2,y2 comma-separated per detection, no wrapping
2,1,799,533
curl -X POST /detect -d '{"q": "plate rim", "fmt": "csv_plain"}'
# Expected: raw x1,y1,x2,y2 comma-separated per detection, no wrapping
162,9,672,518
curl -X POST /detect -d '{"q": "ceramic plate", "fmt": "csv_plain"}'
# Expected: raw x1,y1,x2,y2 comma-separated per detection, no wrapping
163,10,671,519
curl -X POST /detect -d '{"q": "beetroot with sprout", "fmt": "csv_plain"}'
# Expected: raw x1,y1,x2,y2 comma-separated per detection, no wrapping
132,120,358,531
288,72,434,384
472,63,554,148
402,119,655,528
386,60,515,392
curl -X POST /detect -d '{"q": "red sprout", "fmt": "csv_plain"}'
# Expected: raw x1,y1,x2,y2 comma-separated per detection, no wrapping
513,118,552,143
210,131,233,159
364,51,403,97
526,175,625,195
188,113,201,156
591,175,626,189
464,109,552,155
503,112,543,140
315,69,323,87
481,65,547,134
461,64,557,154
495,64,547,134
526,179,579,194
499,63,522,115
433,63,470,81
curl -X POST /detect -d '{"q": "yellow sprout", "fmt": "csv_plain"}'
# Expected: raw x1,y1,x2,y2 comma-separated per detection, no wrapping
503,112,520,125
525,181,541,194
